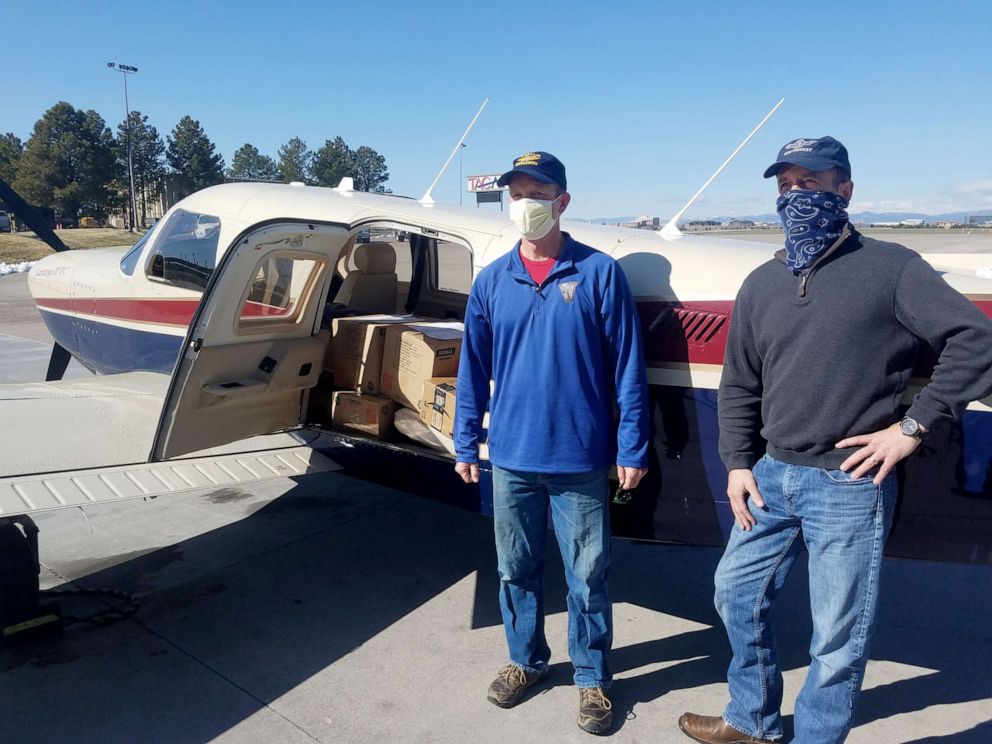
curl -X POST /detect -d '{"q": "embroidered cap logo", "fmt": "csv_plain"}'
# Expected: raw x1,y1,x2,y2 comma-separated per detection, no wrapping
783,138,817,154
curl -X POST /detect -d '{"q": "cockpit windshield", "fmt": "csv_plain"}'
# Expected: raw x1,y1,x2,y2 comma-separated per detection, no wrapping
119,222,159,276
146,208,223,290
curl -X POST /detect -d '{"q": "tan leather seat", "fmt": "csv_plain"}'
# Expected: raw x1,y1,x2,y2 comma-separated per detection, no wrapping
335,242,398,313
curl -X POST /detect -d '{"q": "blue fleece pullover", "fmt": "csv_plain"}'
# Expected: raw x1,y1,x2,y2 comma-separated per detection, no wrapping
454,233,649,473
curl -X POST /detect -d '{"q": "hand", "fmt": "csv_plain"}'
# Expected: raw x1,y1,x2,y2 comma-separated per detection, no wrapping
727,468,765,531
836,422,922,484
617,466,647,490
455,461,480,484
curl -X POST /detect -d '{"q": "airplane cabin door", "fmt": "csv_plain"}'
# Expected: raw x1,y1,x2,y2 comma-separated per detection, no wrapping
151,222,351,460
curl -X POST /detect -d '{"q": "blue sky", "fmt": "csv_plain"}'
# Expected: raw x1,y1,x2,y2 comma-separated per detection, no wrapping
5,0,991,219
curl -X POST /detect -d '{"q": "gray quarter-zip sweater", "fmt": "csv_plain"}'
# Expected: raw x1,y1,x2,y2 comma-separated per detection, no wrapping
718,227,992,471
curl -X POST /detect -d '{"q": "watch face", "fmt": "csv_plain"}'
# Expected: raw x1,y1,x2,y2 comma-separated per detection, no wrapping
901,417,920,437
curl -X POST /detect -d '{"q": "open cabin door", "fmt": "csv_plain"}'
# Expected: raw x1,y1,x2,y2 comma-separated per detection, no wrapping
151,222,351,460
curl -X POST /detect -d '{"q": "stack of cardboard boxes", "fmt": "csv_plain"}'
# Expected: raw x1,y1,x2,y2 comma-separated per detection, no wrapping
323,314,468,454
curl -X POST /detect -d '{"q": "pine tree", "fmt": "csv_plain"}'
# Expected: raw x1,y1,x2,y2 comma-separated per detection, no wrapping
228,143,280,181
351,145,390,192
117,111,165,226
166,116,225,195
0,133,24,213
14,102,121,222
311,137,354,187
277,137,312,184
0,133,23,183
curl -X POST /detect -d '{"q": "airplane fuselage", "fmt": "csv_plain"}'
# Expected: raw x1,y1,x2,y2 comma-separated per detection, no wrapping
23,182,992,564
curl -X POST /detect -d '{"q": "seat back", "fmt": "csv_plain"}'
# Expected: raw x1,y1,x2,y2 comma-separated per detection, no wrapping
335,242,398,313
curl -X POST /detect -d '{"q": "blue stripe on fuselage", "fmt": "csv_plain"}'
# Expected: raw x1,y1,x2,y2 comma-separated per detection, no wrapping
40,309,183,375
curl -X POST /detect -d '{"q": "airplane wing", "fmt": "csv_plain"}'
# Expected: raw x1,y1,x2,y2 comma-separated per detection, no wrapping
0,371,338,517
0,372,169,476
0,443,335,518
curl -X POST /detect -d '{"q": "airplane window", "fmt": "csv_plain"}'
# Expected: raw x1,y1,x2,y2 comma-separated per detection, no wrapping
247,255,294,309
239,253,326,330
435,239,472,294
146,208,222,290
120,222,158,276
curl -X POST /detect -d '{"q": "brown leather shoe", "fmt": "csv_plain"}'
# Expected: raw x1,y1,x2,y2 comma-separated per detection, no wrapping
677,712,776,743
577,687,613,735
486,663,549,708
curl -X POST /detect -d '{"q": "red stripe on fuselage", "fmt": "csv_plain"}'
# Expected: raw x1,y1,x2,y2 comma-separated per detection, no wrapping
633,296,992,372
32,294,992,369
35,296,294,326
35,297,200,326
970,298,992,319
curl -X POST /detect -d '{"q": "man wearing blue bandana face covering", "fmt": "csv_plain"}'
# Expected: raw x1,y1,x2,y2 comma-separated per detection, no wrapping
679,136,992,744
454,151,650,735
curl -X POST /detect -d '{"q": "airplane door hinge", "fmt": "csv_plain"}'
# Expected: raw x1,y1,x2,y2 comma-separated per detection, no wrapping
189,338,203,352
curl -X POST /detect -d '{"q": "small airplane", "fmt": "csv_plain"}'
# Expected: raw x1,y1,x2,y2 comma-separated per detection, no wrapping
0,102,990,619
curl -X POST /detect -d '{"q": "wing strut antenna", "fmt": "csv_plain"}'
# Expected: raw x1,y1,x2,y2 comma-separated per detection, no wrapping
660,98,784,239
420,98,489,205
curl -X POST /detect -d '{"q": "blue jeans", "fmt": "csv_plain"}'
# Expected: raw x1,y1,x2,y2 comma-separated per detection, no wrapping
491,466,612,688
714,454,897,743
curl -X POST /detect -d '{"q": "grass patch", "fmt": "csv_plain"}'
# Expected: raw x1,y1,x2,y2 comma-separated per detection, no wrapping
0,229,141,263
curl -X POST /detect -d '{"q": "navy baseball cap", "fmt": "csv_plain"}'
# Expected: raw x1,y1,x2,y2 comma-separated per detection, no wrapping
763,136,851,179
497,151,567,192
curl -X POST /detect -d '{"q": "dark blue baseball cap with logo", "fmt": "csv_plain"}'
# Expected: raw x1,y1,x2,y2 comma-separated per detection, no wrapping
497,151,567,192
763,136,851,179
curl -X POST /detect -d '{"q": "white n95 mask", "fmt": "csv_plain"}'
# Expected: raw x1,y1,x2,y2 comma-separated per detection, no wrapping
509,195,562,240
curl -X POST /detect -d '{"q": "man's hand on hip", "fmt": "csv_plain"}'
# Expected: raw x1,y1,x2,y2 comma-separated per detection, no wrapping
617,466,647,490
836,422,923,485
455,461,480,484
727,468,765,531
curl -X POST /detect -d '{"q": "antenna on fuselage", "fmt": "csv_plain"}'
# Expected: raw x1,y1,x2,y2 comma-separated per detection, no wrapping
660,97,784,239
419,97,490,205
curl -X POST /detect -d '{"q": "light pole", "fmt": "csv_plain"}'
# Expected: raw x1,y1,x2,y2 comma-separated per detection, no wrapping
107,62,139,231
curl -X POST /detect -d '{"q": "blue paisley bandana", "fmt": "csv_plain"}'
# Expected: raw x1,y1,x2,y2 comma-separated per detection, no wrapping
776,189,849,273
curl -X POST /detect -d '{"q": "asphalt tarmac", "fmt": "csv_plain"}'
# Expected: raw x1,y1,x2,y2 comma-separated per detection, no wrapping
0,272,990,743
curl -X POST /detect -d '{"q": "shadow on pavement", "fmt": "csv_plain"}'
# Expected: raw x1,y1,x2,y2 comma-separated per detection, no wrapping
1,471,989,742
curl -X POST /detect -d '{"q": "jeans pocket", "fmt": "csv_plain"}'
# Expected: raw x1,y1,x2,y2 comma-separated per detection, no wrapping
824,468,875,485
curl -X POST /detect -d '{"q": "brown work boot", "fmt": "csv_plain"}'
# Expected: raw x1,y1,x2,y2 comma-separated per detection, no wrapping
577,687,613,735
678,712,776,743
486,663,549,708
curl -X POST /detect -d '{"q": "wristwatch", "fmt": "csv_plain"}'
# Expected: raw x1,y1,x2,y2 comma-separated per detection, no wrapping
900,416,926,440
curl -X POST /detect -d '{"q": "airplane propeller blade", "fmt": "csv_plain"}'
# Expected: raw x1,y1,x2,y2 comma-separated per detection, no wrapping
45,342,72,382
0,177,71,253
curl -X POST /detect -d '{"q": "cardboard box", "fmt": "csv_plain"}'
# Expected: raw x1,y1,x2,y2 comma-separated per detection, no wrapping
381,322,463,410
330,314,423,393
420,377,457,438
331,391,398,437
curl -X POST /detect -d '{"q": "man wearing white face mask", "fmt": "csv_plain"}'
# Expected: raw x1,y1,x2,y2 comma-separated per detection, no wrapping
454,151,650,735
678,137,992,744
